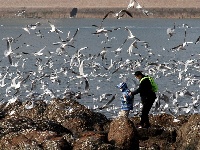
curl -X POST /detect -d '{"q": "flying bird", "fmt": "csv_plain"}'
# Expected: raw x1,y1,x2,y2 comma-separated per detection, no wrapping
97,94,117,110
195,36,200,44
167,23,176,40
84,77,90,93
48,20,63,34
127,0,135,10
103,9,133,20
33,46,47,56
125,27,140,41
2,37,19,65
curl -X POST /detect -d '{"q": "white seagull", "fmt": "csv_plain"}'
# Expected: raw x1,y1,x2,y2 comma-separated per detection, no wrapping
127,0,135,10
125,27,140,40
167,23,176,40
33,46,47,56
102,9,133,20
3,37,15,65
48,20,63,34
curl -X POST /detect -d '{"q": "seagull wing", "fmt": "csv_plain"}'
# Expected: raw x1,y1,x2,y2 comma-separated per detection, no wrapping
171,44,182,50
8,55,12,65
79,60,84,76
99,94,116,110
84,77,90,92
125,27,134,38
121,10,133,18
48,21,55,29
134,0,142,9
195,36,200,44
69,28,79,42
127,0,135,9
103,11,114,21
22,27,30,34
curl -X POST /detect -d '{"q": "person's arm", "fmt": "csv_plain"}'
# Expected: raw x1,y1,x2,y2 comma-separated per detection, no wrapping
131,87,140,95
130,78,148,96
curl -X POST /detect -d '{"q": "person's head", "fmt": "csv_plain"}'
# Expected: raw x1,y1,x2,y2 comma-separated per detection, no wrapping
117,82,128,92
134,71,144,80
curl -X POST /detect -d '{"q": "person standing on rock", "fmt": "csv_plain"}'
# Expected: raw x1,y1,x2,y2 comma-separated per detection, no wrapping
117,82,134,117
130,71,158,128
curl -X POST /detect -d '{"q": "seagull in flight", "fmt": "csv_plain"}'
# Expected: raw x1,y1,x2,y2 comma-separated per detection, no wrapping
127,0,135,10
134,0,142,9
84,77,90,93
103,9,133,20
15,10,25,16
125,27,140,40
3,37,14,65
33,46,47,56
171,29,193,50
127,40,140,56
167,23,176,40
48,20,63,34
28,22,41,30
35,30,44,38
134,0,153,16
98,47,111,60
97,94,117,110
22,25,31,34
177,23,191,28
54,28,79,45
92,25,113,35
195,36,200,44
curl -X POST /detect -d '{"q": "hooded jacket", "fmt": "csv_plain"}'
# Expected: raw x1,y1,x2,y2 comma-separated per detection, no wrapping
120,88,134,110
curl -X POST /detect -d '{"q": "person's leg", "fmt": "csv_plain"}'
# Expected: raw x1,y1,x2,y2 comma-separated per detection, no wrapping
140,99,154,127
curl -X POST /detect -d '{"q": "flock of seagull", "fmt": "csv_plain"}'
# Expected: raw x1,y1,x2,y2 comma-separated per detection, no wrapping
0,0,200,119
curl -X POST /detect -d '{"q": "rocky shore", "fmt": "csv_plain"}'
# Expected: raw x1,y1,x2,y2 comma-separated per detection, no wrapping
1,7,200,19
0,0,200,18
0,98,199,150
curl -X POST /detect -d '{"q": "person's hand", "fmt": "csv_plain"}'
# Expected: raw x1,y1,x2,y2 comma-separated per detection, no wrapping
123,94,126,101
128,91,132,96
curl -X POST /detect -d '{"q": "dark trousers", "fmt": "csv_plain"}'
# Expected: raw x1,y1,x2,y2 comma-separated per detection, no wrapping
140,97,155,127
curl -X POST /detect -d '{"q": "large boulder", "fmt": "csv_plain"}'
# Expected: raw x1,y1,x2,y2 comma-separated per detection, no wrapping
108,117,139,150
175,114,200,150
45,98,109,135
1,98,109,136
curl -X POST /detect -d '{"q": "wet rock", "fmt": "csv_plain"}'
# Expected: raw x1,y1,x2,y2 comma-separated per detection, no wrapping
0,99,199,149
149,113,190,128
73,131,107,150
130,114,185,150
18,100,48,120
175,114,200,150
108,117,139,150
45,98,109,136
0,130,71,150
42,135,71,150
0,116,72,135
0,116,35,137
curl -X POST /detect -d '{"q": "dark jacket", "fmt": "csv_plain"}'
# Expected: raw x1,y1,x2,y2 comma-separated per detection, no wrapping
131,75,156,101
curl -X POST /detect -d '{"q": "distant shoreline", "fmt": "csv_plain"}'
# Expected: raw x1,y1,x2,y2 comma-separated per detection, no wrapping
0,7,200,19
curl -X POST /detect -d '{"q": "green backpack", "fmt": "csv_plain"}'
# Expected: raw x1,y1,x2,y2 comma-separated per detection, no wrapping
140,76,158,92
